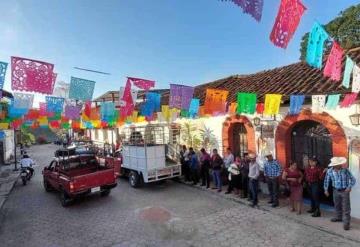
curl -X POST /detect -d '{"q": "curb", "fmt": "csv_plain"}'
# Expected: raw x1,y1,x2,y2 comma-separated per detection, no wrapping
0,172,20,212
177,179,360,244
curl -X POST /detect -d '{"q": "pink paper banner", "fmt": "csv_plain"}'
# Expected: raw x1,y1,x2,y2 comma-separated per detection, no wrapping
120,79,135,117
270,0,306,49
11,56,56,94
323,42,344,81
340,93,358,108
128,77,155,91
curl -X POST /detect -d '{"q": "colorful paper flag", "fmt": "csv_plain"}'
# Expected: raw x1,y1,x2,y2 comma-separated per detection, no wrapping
352,65,360,93
237,92,257,114
256,103,264,114
128,77,155,91
325,94,340,110
340,93,358,108
69,77,96,101
169,84,194,109
0,62,8,89
289,95,305,115
188,98,200,118
120,79,135,117
311,95,326,113
306,22,329,69
264,94,282,115
342,57,354,88
204,89,229,115
270,0,306,49
222,0,264,22
53,81,70,98
46,96,64,113
323,42,343,81
228,102,237,114
11,56,56,94
13,93,34,109
64,101,82,120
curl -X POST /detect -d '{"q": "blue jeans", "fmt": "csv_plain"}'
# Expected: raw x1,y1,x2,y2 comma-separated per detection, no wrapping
212,170,222,190
249,178,258,205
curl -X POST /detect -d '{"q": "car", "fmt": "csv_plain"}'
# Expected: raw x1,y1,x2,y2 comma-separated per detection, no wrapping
43,149,117,207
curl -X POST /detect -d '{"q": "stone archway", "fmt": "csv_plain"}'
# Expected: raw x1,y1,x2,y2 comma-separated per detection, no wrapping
275,110,347,167
222,115,256,157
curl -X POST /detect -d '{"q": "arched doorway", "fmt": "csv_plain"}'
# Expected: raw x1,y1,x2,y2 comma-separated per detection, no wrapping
222,115,256,157
291,120,333,169
231,123,248,157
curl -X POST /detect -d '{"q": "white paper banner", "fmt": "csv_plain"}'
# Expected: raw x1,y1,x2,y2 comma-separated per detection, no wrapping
352,65,360,93
312,95,326,113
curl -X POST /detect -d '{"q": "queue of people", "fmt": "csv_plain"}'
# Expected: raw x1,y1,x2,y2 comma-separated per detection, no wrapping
180,146,357,230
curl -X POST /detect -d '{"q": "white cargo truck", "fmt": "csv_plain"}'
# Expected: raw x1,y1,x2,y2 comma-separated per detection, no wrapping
120,124,181,187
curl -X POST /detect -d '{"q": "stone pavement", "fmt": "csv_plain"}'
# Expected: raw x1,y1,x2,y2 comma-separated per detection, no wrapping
0,144,359,247
0,165,19,211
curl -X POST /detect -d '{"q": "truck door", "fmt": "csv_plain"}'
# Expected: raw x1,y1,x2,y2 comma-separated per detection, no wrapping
48,161,60,189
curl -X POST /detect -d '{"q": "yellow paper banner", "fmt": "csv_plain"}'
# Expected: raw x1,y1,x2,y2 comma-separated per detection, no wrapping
0,123,9,129
264,94,282,115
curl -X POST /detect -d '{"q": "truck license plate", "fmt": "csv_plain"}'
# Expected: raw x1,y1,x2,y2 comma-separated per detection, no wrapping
91,187,100,193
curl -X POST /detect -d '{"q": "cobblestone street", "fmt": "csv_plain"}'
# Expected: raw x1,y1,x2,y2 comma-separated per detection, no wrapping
0,144,359,247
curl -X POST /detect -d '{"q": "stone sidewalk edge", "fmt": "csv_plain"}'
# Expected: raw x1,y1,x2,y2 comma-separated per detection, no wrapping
177,179,360,244
0,172,20,212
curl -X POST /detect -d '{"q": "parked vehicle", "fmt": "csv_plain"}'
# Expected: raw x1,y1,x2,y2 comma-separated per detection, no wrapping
95,142,122,178
20,167,33,186
42,147,117,207
120,124,181,188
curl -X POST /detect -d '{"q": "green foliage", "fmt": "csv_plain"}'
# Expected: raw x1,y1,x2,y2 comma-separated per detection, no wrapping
180,121,201,151
300,4,360,60
199,125,219,152
20,128,35,146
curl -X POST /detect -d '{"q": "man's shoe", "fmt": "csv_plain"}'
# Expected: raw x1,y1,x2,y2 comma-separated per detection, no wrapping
311,212,321,217
211,187,217,190
250,203,257,208
331,218,342,222
343,224,350,231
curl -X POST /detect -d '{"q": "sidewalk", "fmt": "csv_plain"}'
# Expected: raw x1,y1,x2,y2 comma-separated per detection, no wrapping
0,164,20,211
179,178,360,243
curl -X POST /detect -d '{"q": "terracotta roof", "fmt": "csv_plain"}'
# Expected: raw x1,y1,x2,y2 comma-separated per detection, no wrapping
194,47,360,104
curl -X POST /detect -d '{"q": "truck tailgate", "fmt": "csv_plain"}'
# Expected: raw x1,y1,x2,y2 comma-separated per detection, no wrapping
72,169,115,191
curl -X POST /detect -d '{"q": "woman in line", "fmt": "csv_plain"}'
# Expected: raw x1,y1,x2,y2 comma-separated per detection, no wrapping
282,161,304,215
199,148,211,188
211,149,224,192
225,156,242,195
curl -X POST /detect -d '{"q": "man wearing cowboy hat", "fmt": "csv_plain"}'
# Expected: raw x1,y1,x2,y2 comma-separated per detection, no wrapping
324,157,356,230
264,152,282,208
248,153,260,207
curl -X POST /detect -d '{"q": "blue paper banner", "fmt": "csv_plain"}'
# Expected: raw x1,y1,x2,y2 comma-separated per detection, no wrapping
188,98,200,118
0,131,5,139
100,102,115,121
8,106,28,118
342,57,355,88
69,77,96,101
326,94,340,110
141,92,161,117
46,96,64,113
306,22,329,69
289,95,305,115
0,61,8,89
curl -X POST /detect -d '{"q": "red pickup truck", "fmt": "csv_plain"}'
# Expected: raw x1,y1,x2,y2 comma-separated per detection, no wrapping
42,149,117,207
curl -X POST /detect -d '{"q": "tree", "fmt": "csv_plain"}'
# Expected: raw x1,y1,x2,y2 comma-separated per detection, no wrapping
300,4,360,60
199,125,219,152
180,121,201,150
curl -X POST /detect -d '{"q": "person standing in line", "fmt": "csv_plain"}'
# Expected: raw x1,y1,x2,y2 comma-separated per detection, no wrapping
180,145,191,182
304,157,326,217
282,161,304,214
211,149,224,192
324,157,356,231
223,148,234,182
199,148,211,188
189,147,199,185
240,153,250,199
264,153,282,208
225,156,241,195
248,153,260,207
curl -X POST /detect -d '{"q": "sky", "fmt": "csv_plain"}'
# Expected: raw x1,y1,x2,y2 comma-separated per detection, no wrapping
0,0,358,106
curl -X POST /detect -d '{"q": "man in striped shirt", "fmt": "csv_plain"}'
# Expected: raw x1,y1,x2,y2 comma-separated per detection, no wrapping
324,157,356,230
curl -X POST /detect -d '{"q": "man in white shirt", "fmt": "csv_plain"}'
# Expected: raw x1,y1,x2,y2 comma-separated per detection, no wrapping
248,153,260,207
20,154,35,176
223,148,234,169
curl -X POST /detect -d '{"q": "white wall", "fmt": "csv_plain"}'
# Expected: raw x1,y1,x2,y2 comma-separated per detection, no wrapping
3,130,14,162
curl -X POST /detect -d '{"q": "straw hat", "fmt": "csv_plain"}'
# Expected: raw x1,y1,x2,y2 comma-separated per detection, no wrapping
328,157,347,167
248,153,256,159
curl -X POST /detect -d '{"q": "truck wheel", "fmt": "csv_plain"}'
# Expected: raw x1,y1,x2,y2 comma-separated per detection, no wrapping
60,191,71,207
129,171,141,188
43,180,52,192
101,189,111,197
